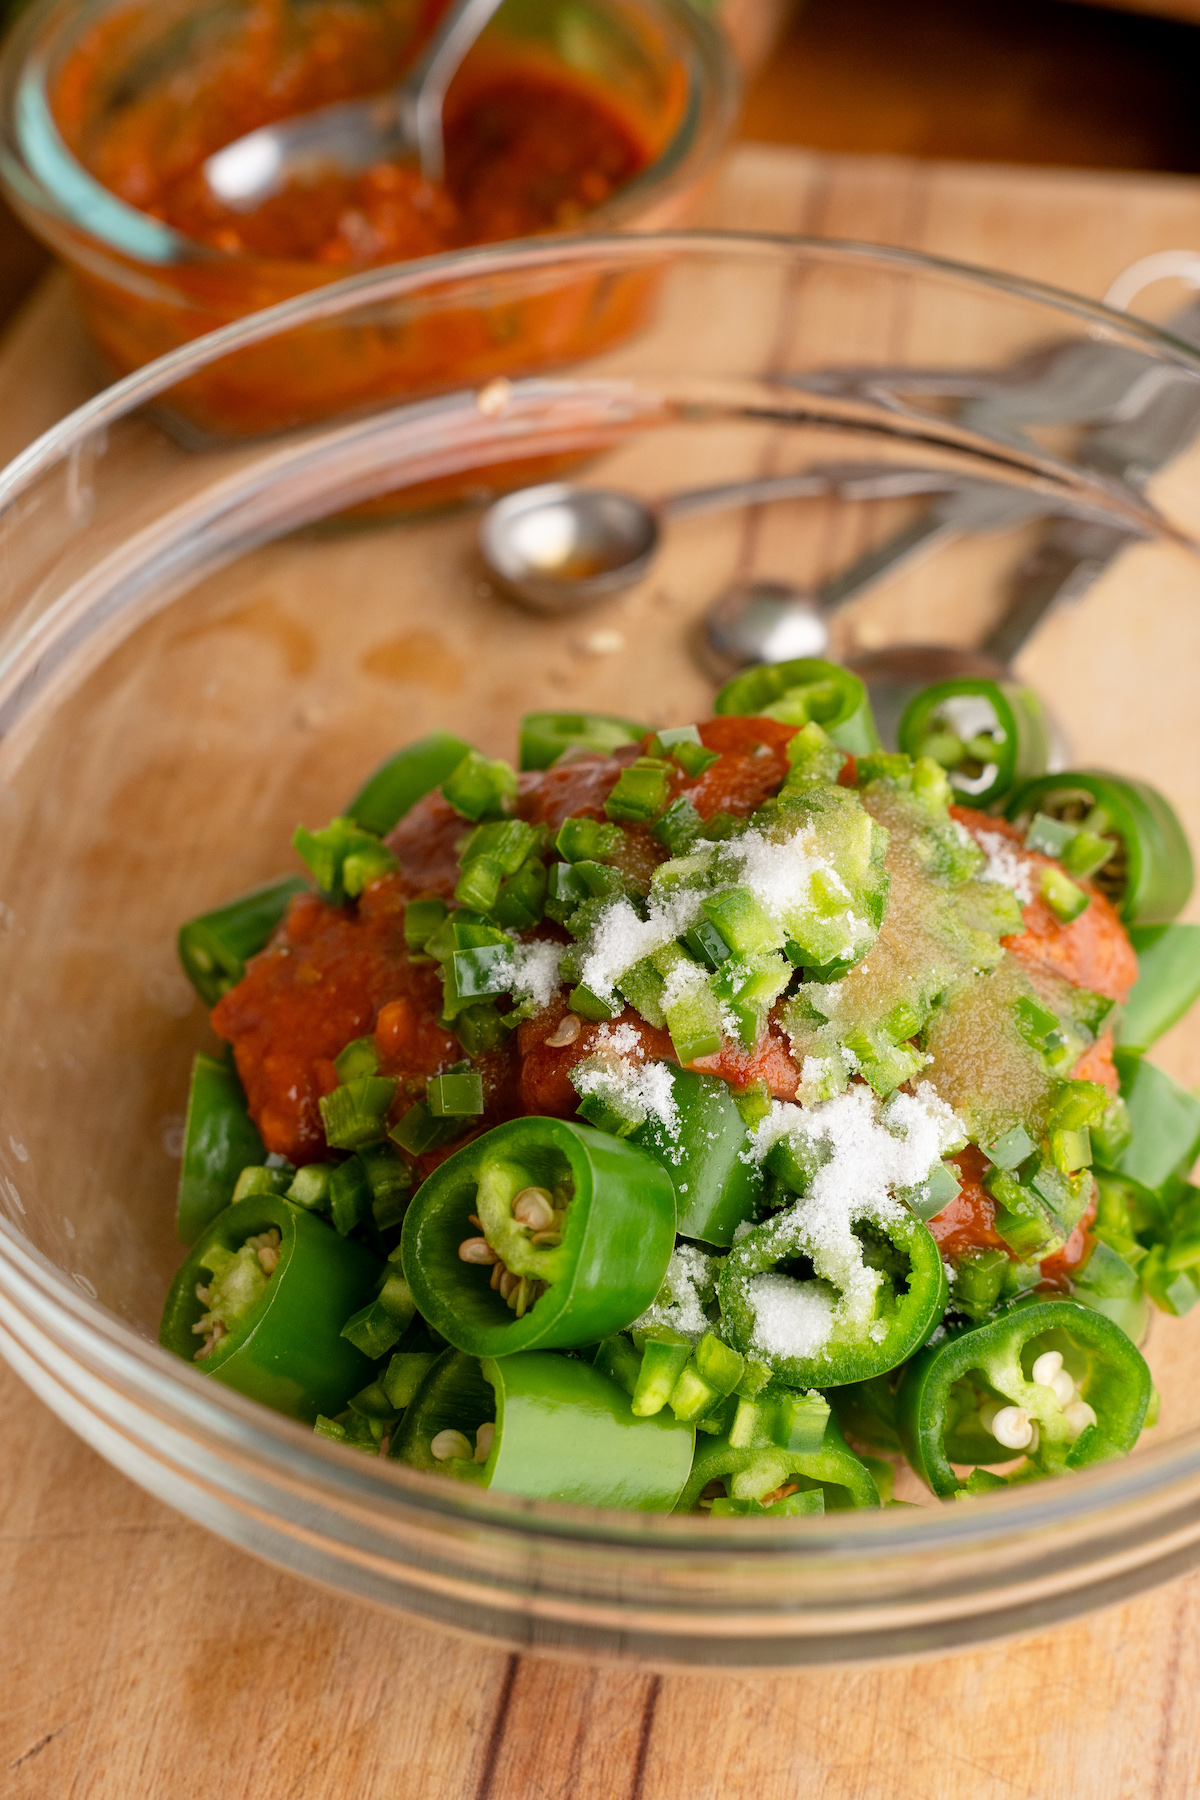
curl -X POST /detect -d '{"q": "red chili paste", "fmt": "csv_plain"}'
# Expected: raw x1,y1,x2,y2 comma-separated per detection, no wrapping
68,0,652,269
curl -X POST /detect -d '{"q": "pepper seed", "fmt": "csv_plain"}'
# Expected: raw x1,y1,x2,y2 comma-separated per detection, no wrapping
544,1014,583,1048
459,1236,500,1265
430,1429,473,1462
512,1186,556,1231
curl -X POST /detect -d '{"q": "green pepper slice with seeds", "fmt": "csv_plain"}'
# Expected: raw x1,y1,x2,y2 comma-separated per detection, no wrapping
896,1296,1151,1497
390,1347,693,1509
898,677,1050,808
400,1117,676,1355
1007,770,1192,925
713,657,880,756
159,1196,382,1422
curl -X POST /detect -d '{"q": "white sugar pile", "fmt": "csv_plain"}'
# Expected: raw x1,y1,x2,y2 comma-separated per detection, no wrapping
748,1274,839,1361
634,1243,716,1341
572,1021,680,1137
579,890,705,1005
740,1082,966,1361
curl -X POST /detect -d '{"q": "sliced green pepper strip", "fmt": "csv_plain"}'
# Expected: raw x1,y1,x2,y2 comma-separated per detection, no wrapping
713,658,880,756
176,1051,266,1244
676,1414,881,1513
401,1117,676,1355
159,1196,381,1422
896,1297,1152,1497
632,1068,764,1247
518,712,649,772
177,875,308,1006
1122,924,1200,1052
1107,1048,1200,1195
717,1207,948,1387
897,678,1049,807
391,1347,694,1509
1007,770,1193,925
346,731,474,836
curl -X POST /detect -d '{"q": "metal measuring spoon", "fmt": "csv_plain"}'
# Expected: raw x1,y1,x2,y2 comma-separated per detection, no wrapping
203,0,504,206
480,463,977,615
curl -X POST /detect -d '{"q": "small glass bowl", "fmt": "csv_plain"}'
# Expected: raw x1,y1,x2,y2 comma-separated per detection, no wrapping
0,0,735,438
1,233,1200,1668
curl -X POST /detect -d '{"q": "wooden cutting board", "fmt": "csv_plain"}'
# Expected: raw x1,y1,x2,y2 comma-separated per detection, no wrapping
5,143,1200,1800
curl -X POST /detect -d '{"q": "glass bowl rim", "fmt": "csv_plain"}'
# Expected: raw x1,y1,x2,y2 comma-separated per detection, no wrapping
1,226,1200,1556
0,0,738,272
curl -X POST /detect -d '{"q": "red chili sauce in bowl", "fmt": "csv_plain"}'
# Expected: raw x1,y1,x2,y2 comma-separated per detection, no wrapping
42,0,686,436
64,0,653,269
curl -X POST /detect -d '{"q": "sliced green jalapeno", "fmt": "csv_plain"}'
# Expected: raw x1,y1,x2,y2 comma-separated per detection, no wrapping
676,1412,881,1514
176,1051,266,1244
400,1118,676,1355
898,678,1049,808
519,712,649,772
1007,771,1193,924
390,1347,694,1509
632,1068,764,1247
160,1196,382,1422
896,1296,1152,1497
346,731,474,835
177,875,309,1006
713,658,880,756
716,1207,948,1387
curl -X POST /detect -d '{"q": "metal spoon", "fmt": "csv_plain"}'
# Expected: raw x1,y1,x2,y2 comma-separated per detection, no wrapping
480,463,982,614
202,0,505,208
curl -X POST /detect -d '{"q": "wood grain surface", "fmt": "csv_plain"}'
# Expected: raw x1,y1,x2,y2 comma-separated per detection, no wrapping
6,142,1200,1799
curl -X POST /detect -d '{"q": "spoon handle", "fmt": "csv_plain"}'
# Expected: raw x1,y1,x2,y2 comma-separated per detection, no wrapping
983,521,1132,664
659,463,975,523
659,471,836,521
815,512,960,611
405,0,509,183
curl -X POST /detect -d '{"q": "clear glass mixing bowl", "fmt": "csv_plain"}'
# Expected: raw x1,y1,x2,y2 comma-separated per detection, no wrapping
2,232,1200,1668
